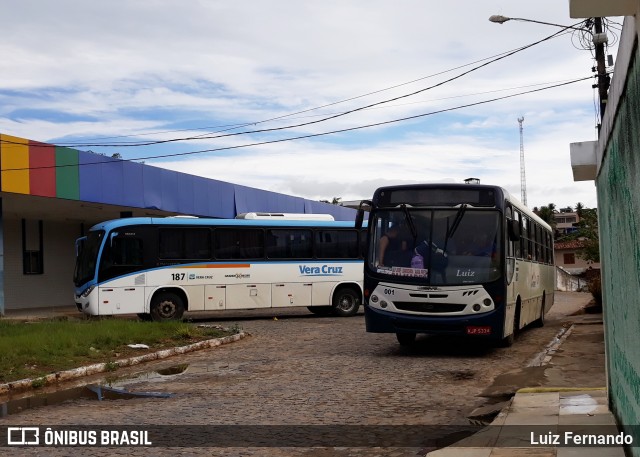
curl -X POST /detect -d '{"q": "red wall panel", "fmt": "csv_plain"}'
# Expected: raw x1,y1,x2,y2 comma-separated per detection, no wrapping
29,141,56,197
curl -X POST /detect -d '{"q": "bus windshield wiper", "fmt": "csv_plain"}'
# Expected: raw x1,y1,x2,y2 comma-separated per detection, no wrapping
400,204,417,241
444,204,467,252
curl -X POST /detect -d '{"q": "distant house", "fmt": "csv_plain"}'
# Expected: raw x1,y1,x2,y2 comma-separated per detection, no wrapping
553,211,579,236
553,239,599,274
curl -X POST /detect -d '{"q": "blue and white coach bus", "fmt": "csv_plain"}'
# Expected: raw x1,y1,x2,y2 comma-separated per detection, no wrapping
355,183,554,346
74,214,366,321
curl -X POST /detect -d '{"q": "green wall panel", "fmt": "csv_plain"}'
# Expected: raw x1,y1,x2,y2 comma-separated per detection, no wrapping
55,146,79,200
597,43,640,456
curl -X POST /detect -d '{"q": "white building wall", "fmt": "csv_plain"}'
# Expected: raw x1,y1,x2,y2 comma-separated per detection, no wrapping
4,218,81,310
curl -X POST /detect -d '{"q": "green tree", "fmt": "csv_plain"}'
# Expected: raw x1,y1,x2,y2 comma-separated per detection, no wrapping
320,197,342,205
569,207,600,263
535,203,558,232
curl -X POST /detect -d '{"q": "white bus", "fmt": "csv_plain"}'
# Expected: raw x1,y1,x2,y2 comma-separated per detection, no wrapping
74,215,366,321
355,183,555,346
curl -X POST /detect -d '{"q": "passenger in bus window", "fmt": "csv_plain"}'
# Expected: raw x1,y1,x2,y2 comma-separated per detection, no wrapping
378,225,410,267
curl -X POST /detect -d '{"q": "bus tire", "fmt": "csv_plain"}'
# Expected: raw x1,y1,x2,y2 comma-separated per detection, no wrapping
532,293,546,328
396,332,416,346
500,302,520,347
500,331,514,348
331,286,361,317
150,292,185,321
307,306,333,316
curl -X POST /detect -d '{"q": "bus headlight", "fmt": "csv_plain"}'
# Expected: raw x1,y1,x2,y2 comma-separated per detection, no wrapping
81,285,96,298
370,295,379,303
483,298,492,307
472,304,482,312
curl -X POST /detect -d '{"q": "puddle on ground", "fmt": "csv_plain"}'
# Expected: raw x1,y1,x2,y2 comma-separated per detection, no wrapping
0,364,188,417
559,394,599,414
105,363,190,387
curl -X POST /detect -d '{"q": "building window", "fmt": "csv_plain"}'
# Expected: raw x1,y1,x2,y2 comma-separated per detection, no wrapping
563,253,576,265
22,219,44,275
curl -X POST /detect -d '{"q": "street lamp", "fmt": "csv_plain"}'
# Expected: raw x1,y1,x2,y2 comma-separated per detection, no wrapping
489,14,610,123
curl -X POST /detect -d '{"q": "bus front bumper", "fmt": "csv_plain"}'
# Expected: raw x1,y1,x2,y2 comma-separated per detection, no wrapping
364,305,501,339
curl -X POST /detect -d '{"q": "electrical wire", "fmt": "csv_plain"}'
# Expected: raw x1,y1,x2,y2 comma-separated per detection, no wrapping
18,26,576,149
1,76,593,172
50,31,576,146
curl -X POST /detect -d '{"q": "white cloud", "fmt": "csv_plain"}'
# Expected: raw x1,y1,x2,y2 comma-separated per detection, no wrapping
0,0,613,211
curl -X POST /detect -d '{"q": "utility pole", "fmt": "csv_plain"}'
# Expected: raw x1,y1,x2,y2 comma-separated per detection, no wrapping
593,17,609,123
518,117,527,206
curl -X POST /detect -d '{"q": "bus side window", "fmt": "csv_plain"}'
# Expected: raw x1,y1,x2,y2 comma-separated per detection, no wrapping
513,210,522,259
315,230,359,259
113,237,143,266
266,229,312,259
215,228,264,260
360,229,368,259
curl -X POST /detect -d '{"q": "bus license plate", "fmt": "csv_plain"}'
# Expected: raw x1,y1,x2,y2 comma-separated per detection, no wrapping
466,326,491,335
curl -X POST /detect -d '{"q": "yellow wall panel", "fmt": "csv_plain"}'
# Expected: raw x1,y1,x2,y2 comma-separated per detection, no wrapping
0,134,30,194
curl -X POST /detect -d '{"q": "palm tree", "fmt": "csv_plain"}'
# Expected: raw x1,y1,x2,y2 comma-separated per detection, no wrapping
536,204,558,236
575,202,584,217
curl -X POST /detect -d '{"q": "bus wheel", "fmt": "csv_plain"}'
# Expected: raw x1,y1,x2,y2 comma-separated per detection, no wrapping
533,294,546,328
150,292,185,321
307,306,333,316
331,287,361,317
396,332,416,346
500,302,520,347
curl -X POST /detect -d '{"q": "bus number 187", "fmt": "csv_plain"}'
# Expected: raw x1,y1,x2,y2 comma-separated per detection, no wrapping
172,273,185,281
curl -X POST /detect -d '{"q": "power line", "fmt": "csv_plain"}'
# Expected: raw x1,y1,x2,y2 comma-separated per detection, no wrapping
52,28,577,146
30,26,576,149
1,76,592,172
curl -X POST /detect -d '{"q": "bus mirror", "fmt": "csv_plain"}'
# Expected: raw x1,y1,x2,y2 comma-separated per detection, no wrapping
355,210,364,229
508,220,521,241
355,200,372,229
109,232,119,247
75,236,87,257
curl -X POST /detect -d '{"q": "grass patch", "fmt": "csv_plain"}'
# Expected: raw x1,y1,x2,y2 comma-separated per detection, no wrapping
0,319,235,384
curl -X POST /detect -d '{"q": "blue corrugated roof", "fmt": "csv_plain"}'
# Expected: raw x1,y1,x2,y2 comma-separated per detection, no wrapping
76,149,358,221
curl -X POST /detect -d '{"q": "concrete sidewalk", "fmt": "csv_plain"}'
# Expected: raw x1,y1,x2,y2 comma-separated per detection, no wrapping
426,294,625,457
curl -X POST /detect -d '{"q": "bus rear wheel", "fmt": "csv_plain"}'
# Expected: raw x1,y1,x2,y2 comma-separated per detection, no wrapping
500,302,520,347
331,287,360,317
532,293,546,328
150,292,185,321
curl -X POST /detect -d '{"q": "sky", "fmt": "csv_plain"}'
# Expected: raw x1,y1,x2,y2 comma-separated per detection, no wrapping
1,1,622,210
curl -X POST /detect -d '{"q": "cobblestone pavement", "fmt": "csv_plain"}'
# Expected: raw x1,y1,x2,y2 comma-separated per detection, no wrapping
1,292,590,456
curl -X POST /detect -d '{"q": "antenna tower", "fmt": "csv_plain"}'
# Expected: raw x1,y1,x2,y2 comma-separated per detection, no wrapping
517,116,527,206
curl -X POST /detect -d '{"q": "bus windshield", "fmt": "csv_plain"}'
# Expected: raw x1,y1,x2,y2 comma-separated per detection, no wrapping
370,208,502,286
74,230,105,287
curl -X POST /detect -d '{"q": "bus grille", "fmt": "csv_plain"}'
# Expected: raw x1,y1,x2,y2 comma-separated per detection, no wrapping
394,302,466,313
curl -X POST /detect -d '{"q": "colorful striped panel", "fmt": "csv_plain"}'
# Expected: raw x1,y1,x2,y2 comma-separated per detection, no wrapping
29,141,56,197
55,146,79,200
0,134,30,194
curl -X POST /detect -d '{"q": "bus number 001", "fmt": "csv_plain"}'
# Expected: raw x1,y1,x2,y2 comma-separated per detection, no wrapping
172,273,185,281
383,288,395,295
